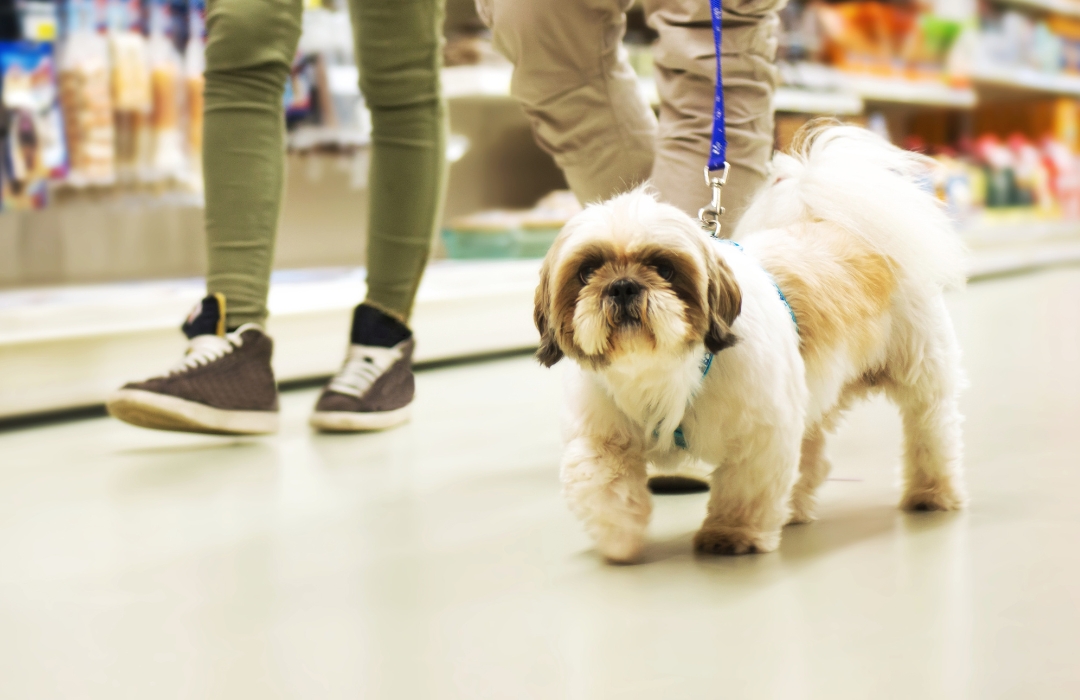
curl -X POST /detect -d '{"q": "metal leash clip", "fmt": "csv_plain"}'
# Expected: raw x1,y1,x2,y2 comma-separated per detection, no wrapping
698,162,730,238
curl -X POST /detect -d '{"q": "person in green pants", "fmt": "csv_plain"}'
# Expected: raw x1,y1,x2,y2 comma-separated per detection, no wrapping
106,0,447,435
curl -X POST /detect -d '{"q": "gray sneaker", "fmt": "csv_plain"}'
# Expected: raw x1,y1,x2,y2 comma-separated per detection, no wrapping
309,304,415,432
106,295,280,435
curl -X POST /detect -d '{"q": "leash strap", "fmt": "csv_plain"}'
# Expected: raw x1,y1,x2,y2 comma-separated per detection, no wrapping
699,0,730,237
707,0,726,171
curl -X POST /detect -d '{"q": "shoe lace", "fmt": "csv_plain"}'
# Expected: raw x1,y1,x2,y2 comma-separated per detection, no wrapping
169,323,259,374
326,342,405,398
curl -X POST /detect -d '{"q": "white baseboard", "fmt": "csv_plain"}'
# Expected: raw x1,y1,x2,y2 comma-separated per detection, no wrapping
0,260,542,419
5,232,1080,421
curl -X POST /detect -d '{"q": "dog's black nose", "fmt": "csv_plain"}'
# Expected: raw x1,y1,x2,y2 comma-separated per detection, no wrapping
608,278,642,305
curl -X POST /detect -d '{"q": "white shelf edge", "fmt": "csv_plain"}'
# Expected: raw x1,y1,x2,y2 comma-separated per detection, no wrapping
446,63,976,113
0,259,543,418
442,64,513,100
993,0,1080,18
973,65,1080,98
774,87,864,115
843,76,976,108
963,216,1080,247
782,63,976,108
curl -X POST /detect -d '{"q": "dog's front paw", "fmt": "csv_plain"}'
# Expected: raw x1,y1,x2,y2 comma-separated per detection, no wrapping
694,525,778,556
591,523,646,563
901,480,967,512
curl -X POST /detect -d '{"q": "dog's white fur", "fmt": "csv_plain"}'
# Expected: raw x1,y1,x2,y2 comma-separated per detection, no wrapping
539,125,967,562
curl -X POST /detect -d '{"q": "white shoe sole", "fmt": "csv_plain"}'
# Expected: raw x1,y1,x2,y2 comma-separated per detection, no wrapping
106,389,279,435
309,405,411,432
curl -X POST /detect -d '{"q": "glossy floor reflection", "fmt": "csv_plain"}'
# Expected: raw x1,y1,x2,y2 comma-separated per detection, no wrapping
2,268,1080,699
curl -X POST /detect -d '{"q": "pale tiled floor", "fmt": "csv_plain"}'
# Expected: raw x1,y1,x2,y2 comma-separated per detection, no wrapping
2,268,1079,699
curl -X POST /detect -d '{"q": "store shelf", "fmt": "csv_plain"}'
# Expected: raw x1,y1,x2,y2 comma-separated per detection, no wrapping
992,0,1080,18
963,215,1080,278
443,64,513,100
446,63,946,115
781,63,976,109
774,87,864,115
288,125,370,152
964,214,1080,246
0,259,542,419
636,75,864,114
968,237,1080,278
842,75,976,108
973,65,1080,98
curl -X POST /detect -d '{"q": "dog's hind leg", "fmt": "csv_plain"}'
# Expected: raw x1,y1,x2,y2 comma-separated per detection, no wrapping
889,323,966,511
893,384,966,511
561,437,651,563
788,424,831,524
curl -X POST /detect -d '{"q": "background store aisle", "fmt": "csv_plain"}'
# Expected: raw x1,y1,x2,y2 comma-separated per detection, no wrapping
1,268,1080,698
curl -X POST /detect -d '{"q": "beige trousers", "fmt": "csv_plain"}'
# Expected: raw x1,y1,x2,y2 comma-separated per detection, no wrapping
476,0,783,228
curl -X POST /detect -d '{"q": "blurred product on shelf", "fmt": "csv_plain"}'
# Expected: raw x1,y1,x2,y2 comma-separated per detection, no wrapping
925,129,1080,223
183,0,202,188
58,0,115,186
0,0,205,203
978,7,1080,76
443,34,505,68
18,0,57,41
284,53,322,129
146,0,184,179
779,0,967,83
286,6,372,153
818,2,963,80
442,190,582,259
109,0,152,182
0,39,66,209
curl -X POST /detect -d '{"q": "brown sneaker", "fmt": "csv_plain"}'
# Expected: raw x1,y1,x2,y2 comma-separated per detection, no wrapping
309,304,415,432
106,294,280,435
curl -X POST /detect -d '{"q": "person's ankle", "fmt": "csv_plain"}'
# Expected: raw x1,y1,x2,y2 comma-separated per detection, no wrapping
351,302,412,348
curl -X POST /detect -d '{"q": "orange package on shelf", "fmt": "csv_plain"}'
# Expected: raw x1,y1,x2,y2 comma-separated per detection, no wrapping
815,1,916,76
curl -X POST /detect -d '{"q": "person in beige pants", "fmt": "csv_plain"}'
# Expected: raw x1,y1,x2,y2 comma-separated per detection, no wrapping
479,0,782,489
476,0,783,227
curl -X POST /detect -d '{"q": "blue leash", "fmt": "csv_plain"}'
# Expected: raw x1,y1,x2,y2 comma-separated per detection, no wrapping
668,0,727,451
698,0,729,238
707,0,726,172
665,4,796,450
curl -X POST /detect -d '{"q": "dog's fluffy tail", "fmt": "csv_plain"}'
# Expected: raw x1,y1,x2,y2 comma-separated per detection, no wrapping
736,122,966,291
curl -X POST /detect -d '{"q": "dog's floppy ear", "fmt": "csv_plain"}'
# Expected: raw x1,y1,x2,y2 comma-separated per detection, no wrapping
704,248,742,353
534,256,565,367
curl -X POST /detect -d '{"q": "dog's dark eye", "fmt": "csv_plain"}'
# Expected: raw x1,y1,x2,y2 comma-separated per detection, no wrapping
653,261,675,281
578,263,598,284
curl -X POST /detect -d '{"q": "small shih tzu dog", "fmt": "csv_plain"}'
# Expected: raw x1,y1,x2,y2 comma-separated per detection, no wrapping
535,124,967,562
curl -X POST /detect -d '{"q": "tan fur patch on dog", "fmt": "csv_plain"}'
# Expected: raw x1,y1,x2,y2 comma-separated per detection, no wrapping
757,223,896,363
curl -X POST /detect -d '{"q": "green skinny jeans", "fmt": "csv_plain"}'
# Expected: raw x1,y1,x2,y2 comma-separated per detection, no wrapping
203,0,447,327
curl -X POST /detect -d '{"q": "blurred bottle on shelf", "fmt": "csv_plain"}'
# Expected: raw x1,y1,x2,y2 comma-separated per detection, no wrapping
183,0,204,189
108,0,151,182
58,0,115,186
146,0,183,181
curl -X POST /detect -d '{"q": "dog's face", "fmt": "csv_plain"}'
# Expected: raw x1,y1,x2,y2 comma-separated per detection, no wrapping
534,191,742,368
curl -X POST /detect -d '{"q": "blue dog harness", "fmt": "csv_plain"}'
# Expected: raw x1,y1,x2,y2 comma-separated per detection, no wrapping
669,240,797,449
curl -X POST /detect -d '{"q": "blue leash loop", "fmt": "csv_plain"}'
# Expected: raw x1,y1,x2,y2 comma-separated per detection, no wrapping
698,0,729,238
